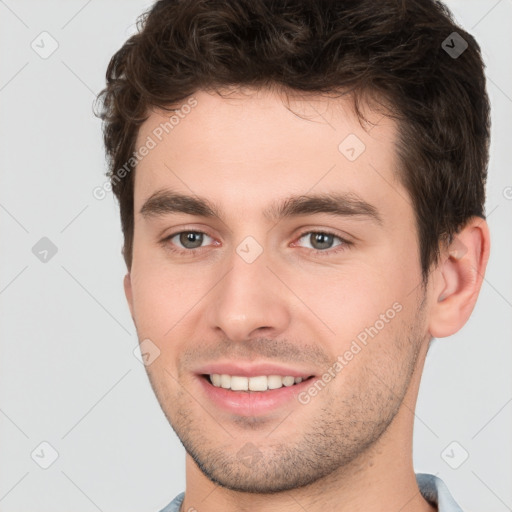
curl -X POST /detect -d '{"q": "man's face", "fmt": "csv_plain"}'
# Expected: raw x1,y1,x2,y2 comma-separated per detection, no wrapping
126,88,431,492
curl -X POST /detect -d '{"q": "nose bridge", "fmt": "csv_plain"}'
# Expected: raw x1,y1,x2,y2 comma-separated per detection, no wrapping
207,240,291,342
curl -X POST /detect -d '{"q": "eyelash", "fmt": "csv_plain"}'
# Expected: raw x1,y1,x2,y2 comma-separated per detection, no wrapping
160,229,352,258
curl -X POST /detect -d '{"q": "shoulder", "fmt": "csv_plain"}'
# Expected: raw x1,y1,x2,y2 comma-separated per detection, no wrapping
416,473,464,512
157,491,185,512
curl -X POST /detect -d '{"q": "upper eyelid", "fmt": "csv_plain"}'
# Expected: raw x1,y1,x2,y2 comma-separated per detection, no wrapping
293,230,346,245
166,230,215,246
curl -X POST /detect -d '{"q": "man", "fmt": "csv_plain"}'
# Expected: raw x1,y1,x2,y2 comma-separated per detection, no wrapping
97,0,490,510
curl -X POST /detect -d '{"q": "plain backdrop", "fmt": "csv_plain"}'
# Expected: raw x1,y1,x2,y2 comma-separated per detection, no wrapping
0,1,511,511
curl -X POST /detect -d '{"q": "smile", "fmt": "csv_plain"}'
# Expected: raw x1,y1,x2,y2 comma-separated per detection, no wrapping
209,374,309,392
198,373,316,416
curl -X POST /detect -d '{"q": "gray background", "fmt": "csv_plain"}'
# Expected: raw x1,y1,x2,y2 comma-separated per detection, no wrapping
0,1,510,511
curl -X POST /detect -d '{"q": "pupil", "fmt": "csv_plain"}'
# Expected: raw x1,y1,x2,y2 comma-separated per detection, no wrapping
312,233,333,250
180,232,203,249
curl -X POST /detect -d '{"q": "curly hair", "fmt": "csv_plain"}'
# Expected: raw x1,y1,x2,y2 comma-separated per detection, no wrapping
97,0,490,282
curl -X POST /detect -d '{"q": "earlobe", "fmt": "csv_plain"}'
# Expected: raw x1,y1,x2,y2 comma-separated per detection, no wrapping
124,273,135,319
429,218,490,338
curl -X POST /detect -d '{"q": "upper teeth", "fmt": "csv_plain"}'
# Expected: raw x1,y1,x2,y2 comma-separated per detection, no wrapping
210,374,304,391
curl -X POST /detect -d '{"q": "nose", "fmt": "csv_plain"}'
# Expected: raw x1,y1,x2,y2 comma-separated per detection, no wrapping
206,248,292,343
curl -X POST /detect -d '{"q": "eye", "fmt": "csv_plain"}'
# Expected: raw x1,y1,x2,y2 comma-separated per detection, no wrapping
160,229,351,258
294,231,350,255
163,231,216,254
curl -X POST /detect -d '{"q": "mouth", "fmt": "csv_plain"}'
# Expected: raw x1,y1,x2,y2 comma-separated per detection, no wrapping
202,373,315,392
197,373,317,416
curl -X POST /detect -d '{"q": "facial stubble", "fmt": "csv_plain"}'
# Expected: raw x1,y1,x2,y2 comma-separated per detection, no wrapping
144,299,427,494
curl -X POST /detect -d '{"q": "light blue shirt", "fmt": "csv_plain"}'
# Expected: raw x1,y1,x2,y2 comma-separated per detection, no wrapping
159,473,463,511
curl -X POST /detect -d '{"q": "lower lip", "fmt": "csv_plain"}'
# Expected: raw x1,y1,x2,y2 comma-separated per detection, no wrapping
197,375,315,416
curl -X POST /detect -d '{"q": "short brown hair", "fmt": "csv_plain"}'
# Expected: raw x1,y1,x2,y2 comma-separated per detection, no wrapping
97,0,490,282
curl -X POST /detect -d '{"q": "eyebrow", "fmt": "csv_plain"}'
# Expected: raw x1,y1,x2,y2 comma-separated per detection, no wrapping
140,189,382,225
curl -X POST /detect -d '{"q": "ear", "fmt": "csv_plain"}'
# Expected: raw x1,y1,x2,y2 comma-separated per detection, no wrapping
124,272,135,320
428,217,490,338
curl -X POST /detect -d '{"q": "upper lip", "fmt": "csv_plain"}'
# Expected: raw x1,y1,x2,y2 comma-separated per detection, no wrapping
195,362,316,378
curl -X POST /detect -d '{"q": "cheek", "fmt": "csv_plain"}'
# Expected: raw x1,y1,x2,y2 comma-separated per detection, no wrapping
129,258,199,338
288,258,414,344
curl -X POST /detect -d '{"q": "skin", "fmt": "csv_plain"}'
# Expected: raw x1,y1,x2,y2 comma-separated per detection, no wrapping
124,86,490,512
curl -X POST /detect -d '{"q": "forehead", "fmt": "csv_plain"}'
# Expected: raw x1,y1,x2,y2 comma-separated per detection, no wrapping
133,87,402,217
